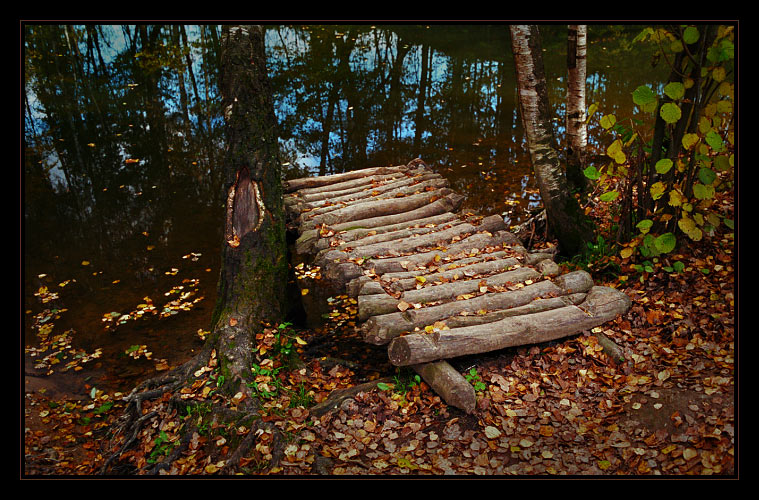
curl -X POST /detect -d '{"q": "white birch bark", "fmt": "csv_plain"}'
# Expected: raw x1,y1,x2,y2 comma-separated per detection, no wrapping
566,25,588,190
509,25,592,255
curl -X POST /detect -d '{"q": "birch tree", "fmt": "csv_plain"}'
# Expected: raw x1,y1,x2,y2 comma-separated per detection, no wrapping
566,24,588,192
509,25,593,255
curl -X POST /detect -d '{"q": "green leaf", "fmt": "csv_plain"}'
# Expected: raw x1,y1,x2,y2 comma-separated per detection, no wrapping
724,219,734,230
706,212,721,228
586,102,599,124
650,181,666,200
94,401,115,415
606,139,626,164
693,183,715,200
641,235,658,257
719,39,734,60
705,130,725,152
663,82,685,100
678,216,703,241
600,114,616,130
660,102,682,124
376,382,391,391
682,26,700,45
633,27,654,43
681,133,699,150
655,158,673,174
583,165,600,180
668,189,684,207
632,85,657,112
654,233,676,254
599,191,619,202
698,167,716,185
673,261,685,273
636,219,653,234
716,99,732,114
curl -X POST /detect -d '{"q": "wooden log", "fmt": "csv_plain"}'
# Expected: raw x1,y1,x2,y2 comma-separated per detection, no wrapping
300,179,451,231
317,214,506,267
313,218,466,267
346,251,519,297
535,258,560,277
306,192,465,245
311,212,460,253
285,171,413,218
383,256,522,293
404,270,594,326
525,252,556,265
442,293,587,328
387,285,632,366
345,250,514,297
357,266,541,320
302,188,454,231
296,194,464,256
330,192,463,232
366,230,524,275
594,331,625,363
413,361,476,414
293,169,426,204
284,165,407,193
326,229,518,293
301,171,441,209
361,270,594,345
331,217,466,253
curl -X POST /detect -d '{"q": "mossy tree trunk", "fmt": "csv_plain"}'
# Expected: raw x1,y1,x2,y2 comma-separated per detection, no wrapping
509,25,594,256
100,25,289,475
211,24,288,394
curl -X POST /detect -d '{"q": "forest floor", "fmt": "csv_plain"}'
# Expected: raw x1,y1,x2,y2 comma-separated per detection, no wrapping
23,189,736,478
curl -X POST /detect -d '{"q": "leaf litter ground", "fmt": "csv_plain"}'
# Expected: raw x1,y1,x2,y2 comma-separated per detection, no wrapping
24,192,736,477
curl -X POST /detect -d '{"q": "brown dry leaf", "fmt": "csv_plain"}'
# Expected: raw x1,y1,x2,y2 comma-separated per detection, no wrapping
397,301,411,312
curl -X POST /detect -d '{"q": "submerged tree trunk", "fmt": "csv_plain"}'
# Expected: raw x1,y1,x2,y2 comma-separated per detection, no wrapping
566,24,588,192
509,25,593,256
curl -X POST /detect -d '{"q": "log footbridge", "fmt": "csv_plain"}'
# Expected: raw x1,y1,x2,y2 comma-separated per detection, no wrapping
285,159,631,413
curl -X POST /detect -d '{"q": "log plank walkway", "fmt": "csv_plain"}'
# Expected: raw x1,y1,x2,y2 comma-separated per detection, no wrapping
284,159,631,413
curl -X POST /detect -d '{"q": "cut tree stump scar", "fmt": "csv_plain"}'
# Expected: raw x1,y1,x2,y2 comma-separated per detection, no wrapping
225,166,265,248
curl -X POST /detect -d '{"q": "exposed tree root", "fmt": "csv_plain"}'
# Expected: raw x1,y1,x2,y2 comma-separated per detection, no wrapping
98,343,286,476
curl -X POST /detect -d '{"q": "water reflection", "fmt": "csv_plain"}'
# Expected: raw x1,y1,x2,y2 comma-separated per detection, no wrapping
23,24,666,392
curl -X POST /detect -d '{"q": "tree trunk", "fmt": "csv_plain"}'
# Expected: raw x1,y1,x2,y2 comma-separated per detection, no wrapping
100,25,289,475
566,24,588,192
212,25,288,389
509,25,593,256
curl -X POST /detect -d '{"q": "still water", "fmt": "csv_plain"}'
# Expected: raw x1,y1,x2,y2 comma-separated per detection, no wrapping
23,24,666,393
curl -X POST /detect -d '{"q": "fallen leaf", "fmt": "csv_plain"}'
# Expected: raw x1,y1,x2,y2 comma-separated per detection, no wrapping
484,426,501,439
